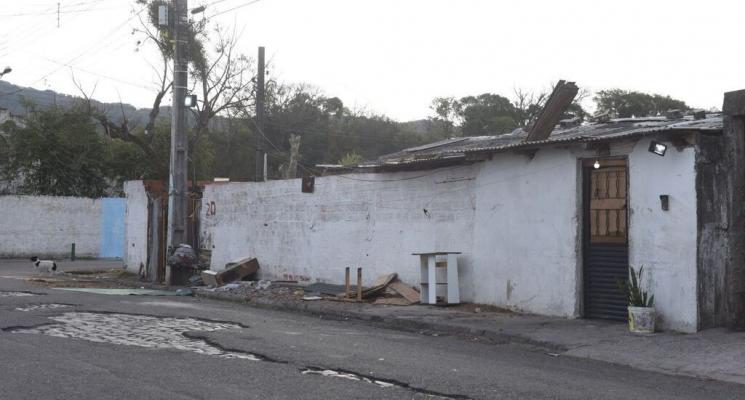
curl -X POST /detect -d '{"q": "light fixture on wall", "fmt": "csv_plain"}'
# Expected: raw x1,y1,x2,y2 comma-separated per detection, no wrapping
184,94,198,108
648,141,667,156
593,160,600,169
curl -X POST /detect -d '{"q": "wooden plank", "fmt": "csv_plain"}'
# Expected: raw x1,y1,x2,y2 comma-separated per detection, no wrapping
525,80,579,142
590,198,626,210
389,280,420,303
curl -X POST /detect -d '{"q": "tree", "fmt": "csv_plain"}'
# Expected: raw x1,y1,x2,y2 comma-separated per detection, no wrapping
594,89,689,118
80,1,256,181
2,104,109,197
429,84,591,137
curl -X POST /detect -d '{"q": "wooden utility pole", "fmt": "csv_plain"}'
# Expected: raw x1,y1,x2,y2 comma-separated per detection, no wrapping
255,46,266,181
167,0,189,266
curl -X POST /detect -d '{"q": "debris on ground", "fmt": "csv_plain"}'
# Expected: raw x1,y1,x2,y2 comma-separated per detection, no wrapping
167,244,198,269
302,295,322,301
188,275,204,286
175,288,194,296
326,273,420,305
203,257,260,287
373,297,414,306
304,282,356,296
388,280,420,304
358,273,398,299
199,280,301,302
201,270,219,287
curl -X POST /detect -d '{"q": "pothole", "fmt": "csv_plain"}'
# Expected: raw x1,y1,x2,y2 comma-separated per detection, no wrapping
8,312,471,399
301,367,472,399
15,303,73,312
301,367,397,388
0,291,39,297
8,312,262,360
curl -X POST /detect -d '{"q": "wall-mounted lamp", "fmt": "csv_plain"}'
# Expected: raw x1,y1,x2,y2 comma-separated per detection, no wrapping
184,94,197,108
648,141,667,156
593,160,600,169
660,195,670,211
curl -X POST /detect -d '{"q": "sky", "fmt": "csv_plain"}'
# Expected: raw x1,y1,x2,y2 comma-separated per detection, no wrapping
1,0,743,122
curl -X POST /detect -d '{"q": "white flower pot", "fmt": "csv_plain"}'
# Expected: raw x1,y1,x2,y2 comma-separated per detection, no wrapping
628,306,656,334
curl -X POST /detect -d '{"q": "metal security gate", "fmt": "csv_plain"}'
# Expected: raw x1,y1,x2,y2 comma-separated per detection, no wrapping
583,159,629,321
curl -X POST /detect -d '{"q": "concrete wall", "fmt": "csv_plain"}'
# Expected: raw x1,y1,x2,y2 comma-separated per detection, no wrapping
201,138,701,331
201,166,479,292
123,181,149,272
628,137,698,332
0,195,125,259
469,149,581,317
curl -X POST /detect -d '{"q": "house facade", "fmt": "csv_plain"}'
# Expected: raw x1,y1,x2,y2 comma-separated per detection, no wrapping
192,90,745,333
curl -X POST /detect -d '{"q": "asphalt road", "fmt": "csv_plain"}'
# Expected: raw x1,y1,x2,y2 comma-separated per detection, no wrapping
1,259,744,400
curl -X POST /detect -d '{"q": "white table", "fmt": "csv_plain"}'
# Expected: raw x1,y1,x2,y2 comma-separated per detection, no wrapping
413,252,461,305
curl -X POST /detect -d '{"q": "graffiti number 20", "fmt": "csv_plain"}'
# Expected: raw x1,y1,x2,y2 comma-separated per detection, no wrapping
206,201,217,216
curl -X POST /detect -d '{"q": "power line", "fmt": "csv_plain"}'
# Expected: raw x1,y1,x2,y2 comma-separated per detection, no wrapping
207,0,263,18
0,4,148,98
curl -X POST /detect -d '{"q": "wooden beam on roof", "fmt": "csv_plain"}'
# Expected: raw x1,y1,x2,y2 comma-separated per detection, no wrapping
525,80,579,142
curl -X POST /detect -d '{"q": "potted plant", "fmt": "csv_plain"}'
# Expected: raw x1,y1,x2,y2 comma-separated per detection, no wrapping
620,266,656,334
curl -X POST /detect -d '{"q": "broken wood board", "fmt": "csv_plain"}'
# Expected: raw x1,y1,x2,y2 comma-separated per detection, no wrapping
361,273,397,299
217,257,259,285
389,280,420,303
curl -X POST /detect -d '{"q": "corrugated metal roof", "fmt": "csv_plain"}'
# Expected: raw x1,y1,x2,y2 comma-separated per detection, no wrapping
343,115,722,170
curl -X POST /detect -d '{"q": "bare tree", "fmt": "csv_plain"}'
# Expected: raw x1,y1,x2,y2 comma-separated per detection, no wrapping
73,1,257,178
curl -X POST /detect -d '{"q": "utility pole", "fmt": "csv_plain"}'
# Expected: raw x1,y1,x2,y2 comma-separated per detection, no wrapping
255,46,265,182
167,0,188,267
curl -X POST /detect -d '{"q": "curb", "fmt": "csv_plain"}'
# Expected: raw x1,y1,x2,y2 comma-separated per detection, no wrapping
194,289,567,353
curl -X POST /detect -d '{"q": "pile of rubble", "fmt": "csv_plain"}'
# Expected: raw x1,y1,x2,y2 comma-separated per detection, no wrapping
301,272,420,305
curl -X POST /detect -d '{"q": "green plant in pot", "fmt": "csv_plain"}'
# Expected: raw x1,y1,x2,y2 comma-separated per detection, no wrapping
619,266,656,333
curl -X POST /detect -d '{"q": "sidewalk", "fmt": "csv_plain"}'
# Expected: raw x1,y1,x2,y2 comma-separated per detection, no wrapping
195,288,745,386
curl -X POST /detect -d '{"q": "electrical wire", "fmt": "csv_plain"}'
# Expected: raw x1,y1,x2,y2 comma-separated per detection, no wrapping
207,0,263,18
0,4,148,98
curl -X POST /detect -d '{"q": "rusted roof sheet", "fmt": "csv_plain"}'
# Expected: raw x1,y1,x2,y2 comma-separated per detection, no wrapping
340,115,722,170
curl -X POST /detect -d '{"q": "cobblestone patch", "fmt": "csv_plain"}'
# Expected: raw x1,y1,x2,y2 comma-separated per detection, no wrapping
0,291,37,297
12,312,260,361
15,303,73,312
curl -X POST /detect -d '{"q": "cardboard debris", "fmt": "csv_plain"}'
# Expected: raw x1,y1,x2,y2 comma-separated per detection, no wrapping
389,280,420,304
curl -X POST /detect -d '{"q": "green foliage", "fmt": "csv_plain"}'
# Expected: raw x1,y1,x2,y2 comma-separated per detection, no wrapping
594,89,689,118
2,105,109,197
339,152,363,167
429,86,587,137
618,266,655,307
459,94,520,136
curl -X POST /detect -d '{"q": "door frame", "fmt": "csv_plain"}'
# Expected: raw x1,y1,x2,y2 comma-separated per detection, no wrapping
579,157,629,318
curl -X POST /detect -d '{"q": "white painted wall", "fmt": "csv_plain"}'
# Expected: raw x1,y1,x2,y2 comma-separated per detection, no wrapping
201,167,479,290
628,138,698,332
123,181,149,272
0,195,102,258
201,138,700,331
470,149,581,317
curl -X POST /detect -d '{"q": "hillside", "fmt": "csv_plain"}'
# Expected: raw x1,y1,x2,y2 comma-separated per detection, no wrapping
0,80,166,126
